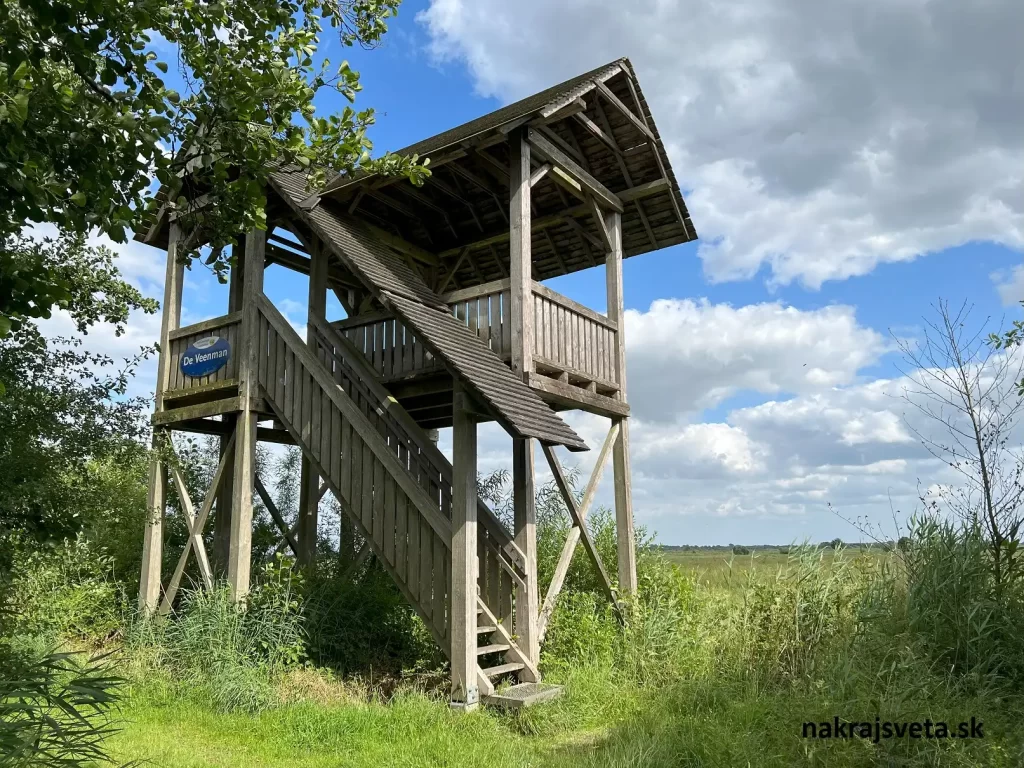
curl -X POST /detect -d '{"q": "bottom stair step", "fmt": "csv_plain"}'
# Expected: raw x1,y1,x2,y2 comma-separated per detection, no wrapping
481,661,525,678
483,683,564,709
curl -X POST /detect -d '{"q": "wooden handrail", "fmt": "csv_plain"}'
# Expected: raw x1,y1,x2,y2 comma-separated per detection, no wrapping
308,313,528,577
256,294,453,545
167,311,243,341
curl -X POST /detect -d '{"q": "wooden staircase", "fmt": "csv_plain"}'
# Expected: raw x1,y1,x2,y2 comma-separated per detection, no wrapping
254,294,547,701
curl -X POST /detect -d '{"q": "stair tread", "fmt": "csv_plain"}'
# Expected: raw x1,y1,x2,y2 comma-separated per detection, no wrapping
476,643,511,655
481,661,525,678
477,624,497,634
483,683,564,709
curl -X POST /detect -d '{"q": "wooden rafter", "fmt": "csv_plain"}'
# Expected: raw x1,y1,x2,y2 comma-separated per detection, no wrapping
595,81,655,142
526,128,623,213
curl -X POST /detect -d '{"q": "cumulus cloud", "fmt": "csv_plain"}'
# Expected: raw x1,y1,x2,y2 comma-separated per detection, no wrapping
418,0,1024,288
624,298,888,420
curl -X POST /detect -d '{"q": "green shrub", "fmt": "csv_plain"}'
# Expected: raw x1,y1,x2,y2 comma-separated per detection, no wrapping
5,536,121,643
126,558,308,713
301,554,442,679
900,515,1024,688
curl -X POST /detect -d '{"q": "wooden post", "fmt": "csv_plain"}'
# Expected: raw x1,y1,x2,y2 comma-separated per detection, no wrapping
298,240,328,566
139,221,184,614
604,210,637,596
513,438,540,668
509,127,533,381
450,382,479,711
214,238,244,574
227,227,265,602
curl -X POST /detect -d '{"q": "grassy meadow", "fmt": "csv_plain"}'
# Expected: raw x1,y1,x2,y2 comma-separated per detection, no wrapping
4,474,1024,767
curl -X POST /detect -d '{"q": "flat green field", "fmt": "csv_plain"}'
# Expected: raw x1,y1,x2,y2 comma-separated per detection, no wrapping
660,547,882,589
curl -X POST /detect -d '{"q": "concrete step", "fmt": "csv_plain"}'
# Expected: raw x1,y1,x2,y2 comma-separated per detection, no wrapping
483,683,564,709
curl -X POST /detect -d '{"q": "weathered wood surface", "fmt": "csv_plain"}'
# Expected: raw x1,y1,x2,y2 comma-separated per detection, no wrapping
165,315,243,395
256,294,454,648
310,315,526,614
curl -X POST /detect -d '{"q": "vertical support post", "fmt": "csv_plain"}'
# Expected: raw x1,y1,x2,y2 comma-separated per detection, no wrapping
139,221,184,614
513,438,540,669
509,127,533,381
214,237,244,574
450,382,479,711
228,227,265,602
298,240,328,566
604,210,637,596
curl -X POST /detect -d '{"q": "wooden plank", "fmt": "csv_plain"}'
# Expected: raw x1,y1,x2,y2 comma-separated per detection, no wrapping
509,129,533,381
395,494,407,584
372,455,385,551
420,520,434,621
383,473,396,567
407,495,421,600
152,397,241,427
531,281,616,331
513,437,539,666
168,312,243,341
434,528,447,639
526,128,623,214
362,439,375,533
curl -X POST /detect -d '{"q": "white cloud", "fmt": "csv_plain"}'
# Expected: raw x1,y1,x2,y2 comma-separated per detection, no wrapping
623,298,887,420
418,0,1024,288
992,264,1024,306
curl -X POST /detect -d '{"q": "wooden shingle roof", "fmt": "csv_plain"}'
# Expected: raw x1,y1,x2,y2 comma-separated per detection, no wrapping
320,58,696,291
269,168,588,451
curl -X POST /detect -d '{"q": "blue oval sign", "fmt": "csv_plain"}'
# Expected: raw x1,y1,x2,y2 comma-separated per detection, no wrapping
181,335,231,378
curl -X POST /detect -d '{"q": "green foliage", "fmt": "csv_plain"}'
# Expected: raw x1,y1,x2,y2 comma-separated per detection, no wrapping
128,559,307,713
0,0,427,330
0,646,124,768
301,555,442,679
900,515,1024,687
4,538,121,644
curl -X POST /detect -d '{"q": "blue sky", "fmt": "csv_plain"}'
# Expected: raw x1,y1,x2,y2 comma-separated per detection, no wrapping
56,0,1022,547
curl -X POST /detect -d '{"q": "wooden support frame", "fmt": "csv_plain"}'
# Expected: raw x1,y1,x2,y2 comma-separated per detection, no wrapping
513,438,540,667
227,226,266,602
256,475,299,556
526,128,623,213
139,219,185,614
159,432,236,614
298,239,328,566
450,382,479,711
604,209,638,596
509,128,533,381
538,424,623,638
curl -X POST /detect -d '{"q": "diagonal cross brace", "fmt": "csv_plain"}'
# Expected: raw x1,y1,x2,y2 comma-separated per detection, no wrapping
160,431,235,614
538,422,622,638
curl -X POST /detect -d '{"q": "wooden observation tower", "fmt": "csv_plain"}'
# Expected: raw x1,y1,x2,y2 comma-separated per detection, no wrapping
136,59,696,709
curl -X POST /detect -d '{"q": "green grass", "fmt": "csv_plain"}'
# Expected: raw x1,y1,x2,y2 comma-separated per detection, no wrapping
660,547,880,589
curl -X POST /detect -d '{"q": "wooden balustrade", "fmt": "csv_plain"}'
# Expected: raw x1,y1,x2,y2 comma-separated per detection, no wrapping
332,279,619,395
164,312,242,395
531,282,619,394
